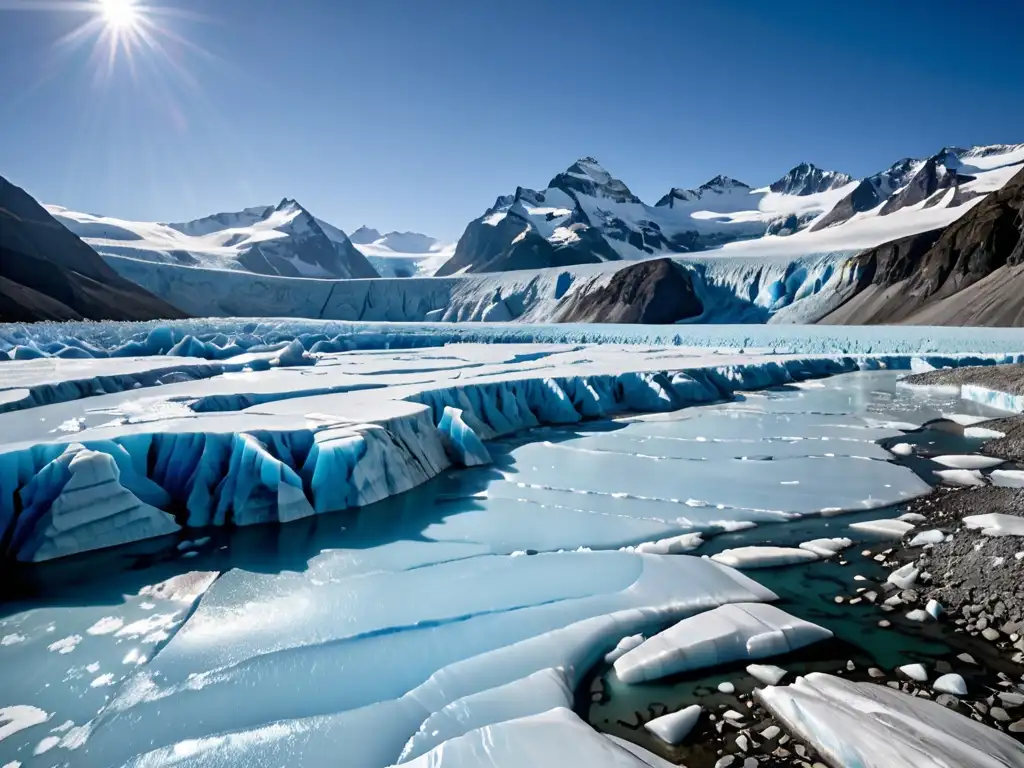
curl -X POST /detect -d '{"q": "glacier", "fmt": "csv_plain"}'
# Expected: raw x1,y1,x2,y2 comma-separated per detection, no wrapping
3,323,1024,766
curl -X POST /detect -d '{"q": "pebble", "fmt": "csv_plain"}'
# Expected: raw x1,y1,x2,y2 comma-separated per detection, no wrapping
1010,719,1024,733
743,759,757,768
992,706,1011,722
999,692,1024,707
735,734,749,752
983,628,1001,642
958,652,978,665
715,757,735,768
905,609,929,622
878,619,891,628
760,725,781,740
868,667,886,678
718,682,735,694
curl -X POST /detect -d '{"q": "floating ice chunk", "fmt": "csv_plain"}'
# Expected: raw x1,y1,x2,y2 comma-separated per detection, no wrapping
632,533,703,555
898,512,927,524
849,519,915,538
0,705,49,743
908,530,945,547
138,571,219,603
14,447,180,562
899,663,928,682
437,406,492,467
889,443,914,456
934,468,986,486
1,634,25,646
717,681,735,694
964,426,1006,439
762,673,1024,767
798,537,853,558
47,635,81,654
614,603,831,684
399,668,573,762
963,513,1024,537
746,664,787,685
887,563,920,589
932,454,1004,470
991,470,1024,489
710,546,819,569
644,704,701,745
604,634,645,664
86,616,124,635
933,674,967,695
926,599,943,619
400,708,664,767
905,609,929,622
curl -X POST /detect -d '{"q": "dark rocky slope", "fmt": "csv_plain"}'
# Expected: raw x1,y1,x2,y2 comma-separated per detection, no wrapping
551,258,703,324
0,175,187,322
820,166,1024,325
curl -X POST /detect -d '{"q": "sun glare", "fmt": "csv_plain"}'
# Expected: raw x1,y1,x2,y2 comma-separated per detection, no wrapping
99,0,138,30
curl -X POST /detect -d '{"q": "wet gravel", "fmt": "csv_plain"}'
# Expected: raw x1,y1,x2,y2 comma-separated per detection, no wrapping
903,363,1024,395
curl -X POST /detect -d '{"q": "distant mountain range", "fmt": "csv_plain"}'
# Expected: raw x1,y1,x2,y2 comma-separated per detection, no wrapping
46,199,379,280
435,144,1024,275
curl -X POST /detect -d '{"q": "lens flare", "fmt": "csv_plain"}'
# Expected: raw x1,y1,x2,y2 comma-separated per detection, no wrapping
98,0,137,30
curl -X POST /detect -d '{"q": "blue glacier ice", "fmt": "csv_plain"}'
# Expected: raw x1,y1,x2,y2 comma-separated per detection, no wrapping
437,406,492,467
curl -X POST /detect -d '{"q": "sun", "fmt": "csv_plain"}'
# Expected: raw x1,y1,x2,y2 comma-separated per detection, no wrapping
98,0,138,30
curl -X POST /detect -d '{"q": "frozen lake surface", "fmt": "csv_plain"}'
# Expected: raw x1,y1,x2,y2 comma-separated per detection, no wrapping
2,368,1019,767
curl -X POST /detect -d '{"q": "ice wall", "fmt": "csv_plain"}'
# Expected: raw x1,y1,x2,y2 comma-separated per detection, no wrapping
103,250,860,325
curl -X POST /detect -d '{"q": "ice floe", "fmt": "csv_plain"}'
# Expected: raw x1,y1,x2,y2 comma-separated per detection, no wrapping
613,603,830,684
963,513,1024,537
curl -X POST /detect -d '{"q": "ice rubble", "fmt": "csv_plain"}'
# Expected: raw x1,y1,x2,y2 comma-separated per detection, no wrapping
756,673,1024,768
613,603,831,684
76,550,775,766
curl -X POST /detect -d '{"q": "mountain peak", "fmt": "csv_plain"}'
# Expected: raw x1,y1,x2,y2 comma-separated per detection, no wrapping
701,175,750,191
549,158,640,204
769,163,853,196
349,225,383,244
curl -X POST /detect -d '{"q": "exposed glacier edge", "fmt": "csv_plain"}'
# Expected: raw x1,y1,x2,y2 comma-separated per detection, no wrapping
3,350,1021,563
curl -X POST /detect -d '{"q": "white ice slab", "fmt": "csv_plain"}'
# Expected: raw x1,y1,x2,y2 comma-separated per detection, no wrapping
614,603,831,684
932,454,1004,470
849,519,915,538
711,546,820,569
746,663,787,685
757,673,1024,767
798,537,853,557
963,513,1024,537
991,470,1024,488
644,704,701,745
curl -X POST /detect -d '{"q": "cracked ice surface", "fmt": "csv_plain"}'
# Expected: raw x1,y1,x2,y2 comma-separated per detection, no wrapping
1,330,1022,766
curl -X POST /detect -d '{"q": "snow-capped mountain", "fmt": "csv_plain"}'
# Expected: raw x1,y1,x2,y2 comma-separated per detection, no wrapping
46,199,379,280
348,227,454,278
768,163,854,196
438,145,1024,275
437,159,857,275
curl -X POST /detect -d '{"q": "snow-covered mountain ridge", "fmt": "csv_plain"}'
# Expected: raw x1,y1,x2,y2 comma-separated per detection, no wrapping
347,226,455,278
46,198,379,280
437,143,1024,275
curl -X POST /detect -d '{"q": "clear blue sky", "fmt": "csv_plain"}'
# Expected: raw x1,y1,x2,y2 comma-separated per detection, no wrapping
1,0,1022,240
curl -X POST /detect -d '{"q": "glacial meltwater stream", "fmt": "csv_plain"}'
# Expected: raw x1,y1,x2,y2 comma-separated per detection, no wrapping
1,370,1020,767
